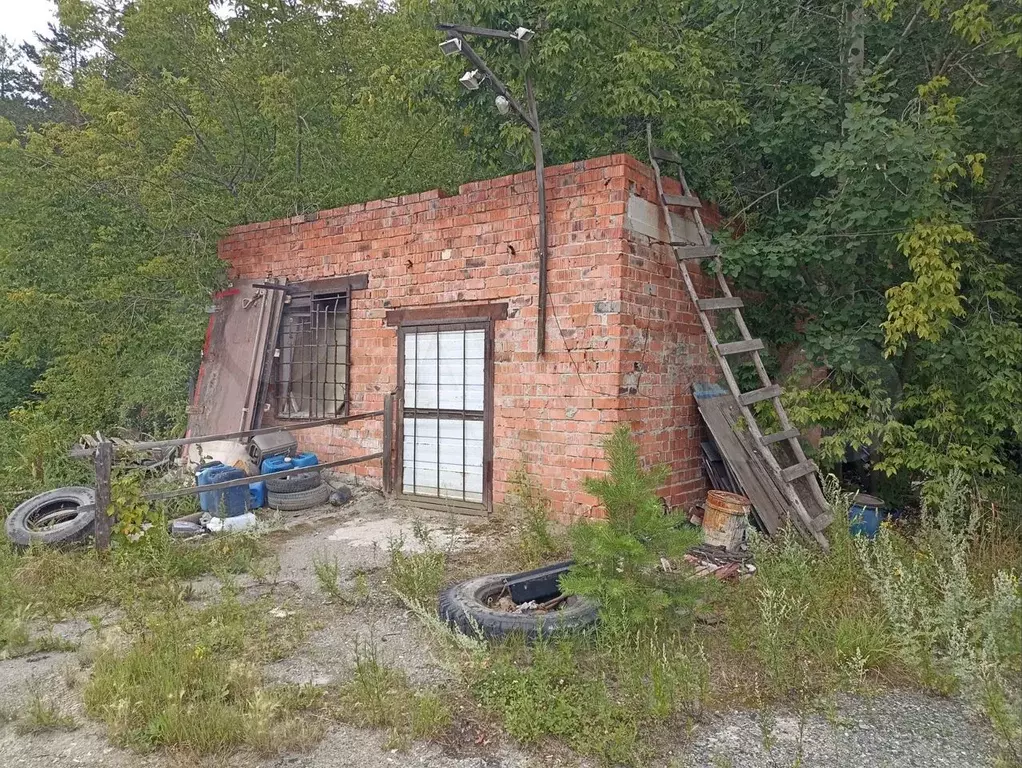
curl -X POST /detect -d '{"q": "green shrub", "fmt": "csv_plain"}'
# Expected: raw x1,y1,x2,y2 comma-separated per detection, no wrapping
857,469,1021,761
560,425,702,632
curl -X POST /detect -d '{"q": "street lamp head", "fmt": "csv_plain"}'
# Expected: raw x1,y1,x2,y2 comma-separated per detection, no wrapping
459,69,485,90
439,37,462,56
495,95,511,115
512,27,535,42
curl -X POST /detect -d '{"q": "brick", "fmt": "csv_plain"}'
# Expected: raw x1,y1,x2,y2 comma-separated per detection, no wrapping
222,152,713,518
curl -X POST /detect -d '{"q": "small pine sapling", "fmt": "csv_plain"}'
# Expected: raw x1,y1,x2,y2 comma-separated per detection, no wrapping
560,425,702,632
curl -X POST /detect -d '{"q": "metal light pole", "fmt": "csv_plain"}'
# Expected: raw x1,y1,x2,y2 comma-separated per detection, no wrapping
438,23,549,357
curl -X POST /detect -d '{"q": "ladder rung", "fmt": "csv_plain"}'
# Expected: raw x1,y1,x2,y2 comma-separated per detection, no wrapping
674,245,719,260
811,512,834,532
761,428,801,445
652,147,684,165
717,339,764,356
738,385,782,407
698,297,744,311
663,193,702,208
780,460,817,483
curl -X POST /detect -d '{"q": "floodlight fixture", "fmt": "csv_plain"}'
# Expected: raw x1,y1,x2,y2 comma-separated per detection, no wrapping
512,27,535,42
494,95,511,115
439,37,462,56
459,69,485,90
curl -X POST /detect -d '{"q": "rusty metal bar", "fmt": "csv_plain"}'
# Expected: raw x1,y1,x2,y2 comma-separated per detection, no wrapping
145,452,384,502
69,410,384,458
382,392,394,494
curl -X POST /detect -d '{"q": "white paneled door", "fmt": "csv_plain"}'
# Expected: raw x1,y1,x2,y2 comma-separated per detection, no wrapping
401,325,487,505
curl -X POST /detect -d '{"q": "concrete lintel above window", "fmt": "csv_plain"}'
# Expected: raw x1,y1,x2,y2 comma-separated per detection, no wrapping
385,302,508,327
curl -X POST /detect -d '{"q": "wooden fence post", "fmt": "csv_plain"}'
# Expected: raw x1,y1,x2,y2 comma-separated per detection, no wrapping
94,441,113,551
382,392,393,495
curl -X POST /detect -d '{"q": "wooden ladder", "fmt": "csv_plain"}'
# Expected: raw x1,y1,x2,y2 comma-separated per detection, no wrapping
646,126,832,548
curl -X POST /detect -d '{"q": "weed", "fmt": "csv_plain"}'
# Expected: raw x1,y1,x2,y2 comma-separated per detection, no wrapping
857,469,1022,762
313,551,343,600
386,533,446,606
312,552,370,606
332,640,451,750
473,627,708,767
17,690,76,734
83,595,315,754
502,463,569,568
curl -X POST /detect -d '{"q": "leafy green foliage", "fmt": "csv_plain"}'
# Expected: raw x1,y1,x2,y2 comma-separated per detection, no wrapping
561,425,702,631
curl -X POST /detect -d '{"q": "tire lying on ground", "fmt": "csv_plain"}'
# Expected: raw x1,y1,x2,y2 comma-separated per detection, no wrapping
438,573,599,641
4,487,97,550
266,482,330,511
264,470,322,494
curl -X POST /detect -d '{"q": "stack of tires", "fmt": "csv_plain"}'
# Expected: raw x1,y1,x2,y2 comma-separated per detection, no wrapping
265,470,330,511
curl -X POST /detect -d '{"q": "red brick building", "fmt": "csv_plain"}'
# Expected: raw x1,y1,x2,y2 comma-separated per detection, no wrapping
220,153,718,519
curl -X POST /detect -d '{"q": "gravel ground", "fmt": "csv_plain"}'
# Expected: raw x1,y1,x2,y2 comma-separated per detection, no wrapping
679,690,997,768
0,485,1002,768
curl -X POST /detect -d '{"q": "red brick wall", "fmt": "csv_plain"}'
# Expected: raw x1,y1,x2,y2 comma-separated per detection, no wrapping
220,154,714,519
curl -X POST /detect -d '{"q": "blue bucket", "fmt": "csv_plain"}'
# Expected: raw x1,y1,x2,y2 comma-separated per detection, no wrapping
848,493,887,538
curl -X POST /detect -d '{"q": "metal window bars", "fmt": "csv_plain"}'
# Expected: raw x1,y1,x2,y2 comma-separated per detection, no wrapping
277,290,349,419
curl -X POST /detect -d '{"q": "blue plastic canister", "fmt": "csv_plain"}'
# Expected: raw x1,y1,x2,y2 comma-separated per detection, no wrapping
248,481,266,509
201,466,249,517
261,452,318,475
196,462,225,512
848,493,887,538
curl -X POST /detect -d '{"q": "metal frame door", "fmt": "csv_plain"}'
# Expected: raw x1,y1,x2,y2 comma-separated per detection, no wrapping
396,319,493,513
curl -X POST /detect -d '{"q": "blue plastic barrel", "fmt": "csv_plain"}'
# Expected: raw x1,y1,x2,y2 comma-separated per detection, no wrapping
848,493,887,538
201,466,249,517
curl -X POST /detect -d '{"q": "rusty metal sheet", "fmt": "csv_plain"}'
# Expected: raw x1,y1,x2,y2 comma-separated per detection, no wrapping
187,279,283,438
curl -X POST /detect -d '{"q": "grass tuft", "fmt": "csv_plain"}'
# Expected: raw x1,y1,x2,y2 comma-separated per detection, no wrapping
16,690,77,734
331,640,451,750
82,595,318,754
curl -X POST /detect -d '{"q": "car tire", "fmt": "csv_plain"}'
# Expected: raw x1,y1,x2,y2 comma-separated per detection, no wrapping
264,471,321,494
266,482,330,511
4,487,97,550
438,573,599,641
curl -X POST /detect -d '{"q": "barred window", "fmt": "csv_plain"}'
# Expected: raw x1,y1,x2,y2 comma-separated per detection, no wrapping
276,287,349,419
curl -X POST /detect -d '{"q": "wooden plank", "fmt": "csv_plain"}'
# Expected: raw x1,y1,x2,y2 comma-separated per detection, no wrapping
673,245,719,260
652,146,684,165
695,393,786,535
93,441,113,551
698,297,744,311
738,385,782,407
812,512,834,532
717,339,764,356
663,193,701,208
781,460,817,483
761,427,801,446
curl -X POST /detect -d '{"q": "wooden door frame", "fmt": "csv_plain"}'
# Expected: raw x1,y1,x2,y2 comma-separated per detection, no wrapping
391,306,503,515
